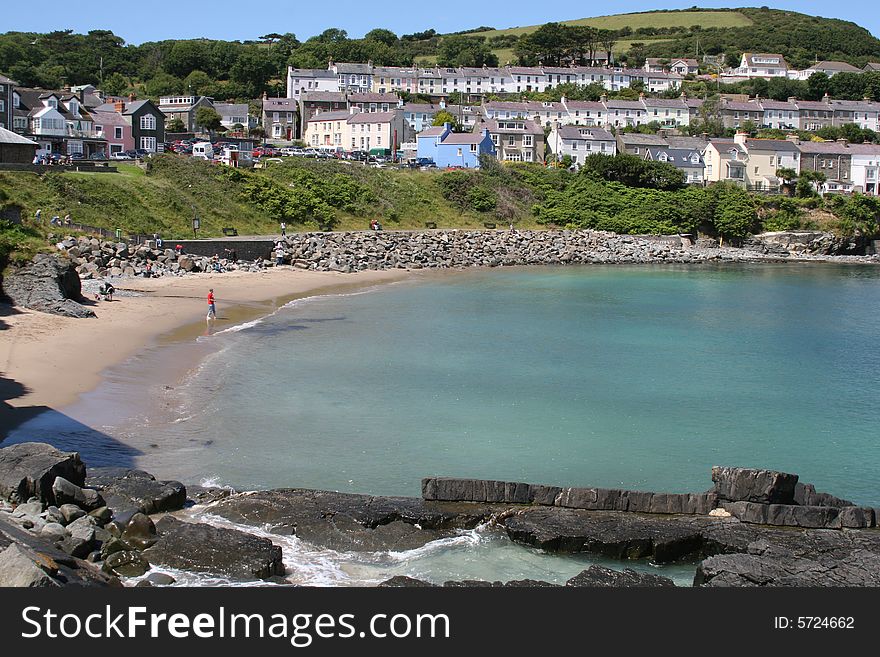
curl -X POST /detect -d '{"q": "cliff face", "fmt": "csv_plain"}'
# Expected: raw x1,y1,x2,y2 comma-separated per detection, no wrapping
1,253,94,318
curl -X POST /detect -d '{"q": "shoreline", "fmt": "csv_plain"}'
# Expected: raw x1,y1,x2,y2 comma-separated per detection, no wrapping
0,267,415,439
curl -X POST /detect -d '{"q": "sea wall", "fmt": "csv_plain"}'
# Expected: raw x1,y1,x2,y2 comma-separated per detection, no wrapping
422,466,878,530
50,229,879,282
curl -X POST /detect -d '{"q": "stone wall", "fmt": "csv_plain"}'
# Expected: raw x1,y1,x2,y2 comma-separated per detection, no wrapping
423,467,878,529
421,477,717,515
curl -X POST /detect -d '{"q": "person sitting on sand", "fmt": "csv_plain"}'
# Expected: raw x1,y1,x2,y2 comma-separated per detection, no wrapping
95,282,115,301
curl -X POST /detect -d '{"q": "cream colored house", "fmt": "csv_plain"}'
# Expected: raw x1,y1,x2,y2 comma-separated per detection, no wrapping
304,108,413,152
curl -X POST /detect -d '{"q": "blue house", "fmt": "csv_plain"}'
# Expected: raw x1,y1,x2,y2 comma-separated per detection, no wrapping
416,123,494,168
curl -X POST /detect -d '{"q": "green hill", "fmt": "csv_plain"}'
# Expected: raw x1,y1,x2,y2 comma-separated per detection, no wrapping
470,9,754,39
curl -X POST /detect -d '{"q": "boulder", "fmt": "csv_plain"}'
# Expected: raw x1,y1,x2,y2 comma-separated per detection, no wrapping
565,565,675,587
121,513,157,550
40,523,68,542
52,476,105,511
711,466,798,504
103,550,150,578
86,468,186,515
0,543,60,587
0,443,86,505
146,572,176,586
59,504,86,524
142,520,284,581
504,507,706,562
378,576,436,587
1,253,94,317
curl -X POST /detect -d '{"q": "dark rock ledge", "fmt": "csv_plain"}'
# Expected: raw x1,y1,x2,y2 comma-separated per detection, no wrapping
1,442,878,587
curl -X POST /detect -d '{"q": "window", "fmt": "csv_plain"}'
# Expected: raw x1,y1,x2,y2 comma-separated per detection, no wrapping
523,135,533,147
95,124,103,134
470,144,477,153
114,127,123,139
140,136,157,152
0,100,4,112
140,114,156,131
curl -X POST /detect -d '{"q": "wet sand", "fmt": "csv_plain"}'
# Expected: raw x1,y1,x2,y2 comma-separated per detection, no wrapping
0,267,413,439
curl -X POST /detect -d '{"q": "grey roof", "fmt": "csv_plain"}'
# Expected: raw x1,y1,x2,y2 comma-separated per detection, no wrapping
263,97,297,110
348,92,399,103
347,111,398,124
301,91,348,103
645,148,703,166
482,118,543,135
605,100,645,110
641,97,688,108
417,126,446,137
796,141,855,155
214,103,248,115
334,62,373,74
122,100,161,116
289,68,338,79
745,138,799,152
666,136,709,150
619,133,668,146
0,73,17,85
307,110,351,122
403,104,439,113
0,126,38,145
811,61,862,73
441,132,488,144
564,100,606,111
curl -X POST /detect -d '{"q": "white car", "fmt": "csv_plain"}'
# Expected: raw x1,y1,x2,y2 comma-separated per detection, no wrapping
110,152,133,160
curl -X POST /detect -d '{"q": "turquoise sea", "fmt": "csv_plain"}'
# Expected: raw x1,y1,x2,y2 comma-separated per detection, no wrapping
8,262,880,585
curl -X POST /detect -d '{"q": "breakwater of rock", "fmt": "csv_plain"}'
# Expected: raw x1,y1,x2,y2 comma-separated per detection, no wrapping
2,442,878,588
50,229,880,281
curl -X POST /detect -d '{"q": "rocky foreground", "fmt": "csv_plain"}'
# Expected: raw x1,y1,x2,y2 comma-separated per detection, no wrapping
1,442,877,587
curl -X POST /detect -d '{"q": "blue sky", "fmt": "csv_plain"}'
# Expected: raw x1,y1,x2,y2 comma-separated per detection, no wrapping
3,1,878,44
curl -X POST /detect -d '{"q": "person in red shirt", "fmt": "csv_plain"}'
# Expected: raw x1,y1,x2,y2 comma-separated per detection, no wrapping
207,288,216,322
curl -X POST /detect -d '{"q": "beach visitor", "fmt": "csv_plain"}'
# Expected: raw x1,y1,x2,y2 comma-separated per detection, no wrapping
64,213,71,226
50,214,60,226
175,244,183,255
280,221,286,237
153,233,163,249
207,288,216,322
275,244,284,266
34,209,42,223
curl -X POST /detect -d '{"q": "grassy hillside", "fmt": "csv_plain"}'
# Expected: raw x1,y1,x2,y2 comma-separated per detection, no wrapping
0,156,545,241
470,9,754,39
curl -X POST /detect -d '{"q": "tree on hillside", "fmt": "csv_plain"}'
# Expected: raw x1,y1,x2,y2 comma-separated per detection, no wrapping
775,167,798,196
712,187,757,244
364,29,398,47
195,107,223,133
432,110,463,132
437,35,498,68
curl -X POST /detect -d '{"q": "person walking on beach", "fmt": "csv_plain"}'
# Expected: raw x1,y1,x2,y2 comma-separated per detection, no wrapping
207,288,216,322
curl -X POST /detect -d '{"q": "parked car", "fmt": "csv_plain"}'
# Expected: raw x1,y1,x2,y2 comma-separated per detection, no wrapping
134,149,150,158
69,153,86,161
89,152,108,161
110,151,132,160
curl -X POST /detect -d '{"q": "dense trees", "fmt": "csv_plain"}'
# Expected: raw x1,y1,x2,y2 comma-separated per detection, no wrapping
436,36,498,68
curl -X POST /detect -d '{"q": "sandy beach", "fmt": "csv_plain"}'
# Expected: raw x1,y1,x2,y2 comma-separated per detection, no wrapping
0,267,412,437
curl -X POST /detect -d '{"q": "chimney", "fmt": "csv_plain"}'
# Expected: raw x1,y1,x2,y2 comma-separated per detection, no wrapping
680,91,687,99
129,93,136,102
114,100,125,113
639,91,645,100
600,93,608,103
262,91,268,100
788,96,798,103
785,134,800,144
560,95,567,105
823,92,830,102
836,137,849,146
734,131,748,146
439,97,446,109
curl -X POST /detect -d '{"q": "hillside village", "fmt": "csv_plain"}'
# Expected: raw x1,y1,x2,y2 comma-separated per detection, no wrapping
3,13,880,197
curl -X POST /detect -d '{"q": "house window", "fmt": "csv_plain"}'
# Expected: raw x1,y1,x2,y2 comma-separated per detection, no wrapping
470,144,477,153
523,135,533,147
140,115,156,130
94,124,103,134
113,127,123,139
140,137,157,152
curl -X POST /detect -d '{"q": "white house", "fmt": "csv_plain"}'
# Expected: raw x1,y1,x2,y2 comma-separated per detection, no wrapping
287,68,340,100
735,53,789,78
849,143,880,195
548,123,616,167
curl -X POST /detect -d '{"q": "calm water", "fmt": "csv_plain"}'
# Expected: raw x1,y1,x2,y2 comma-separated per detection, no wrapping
123,262,880,507
8,262,880,585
